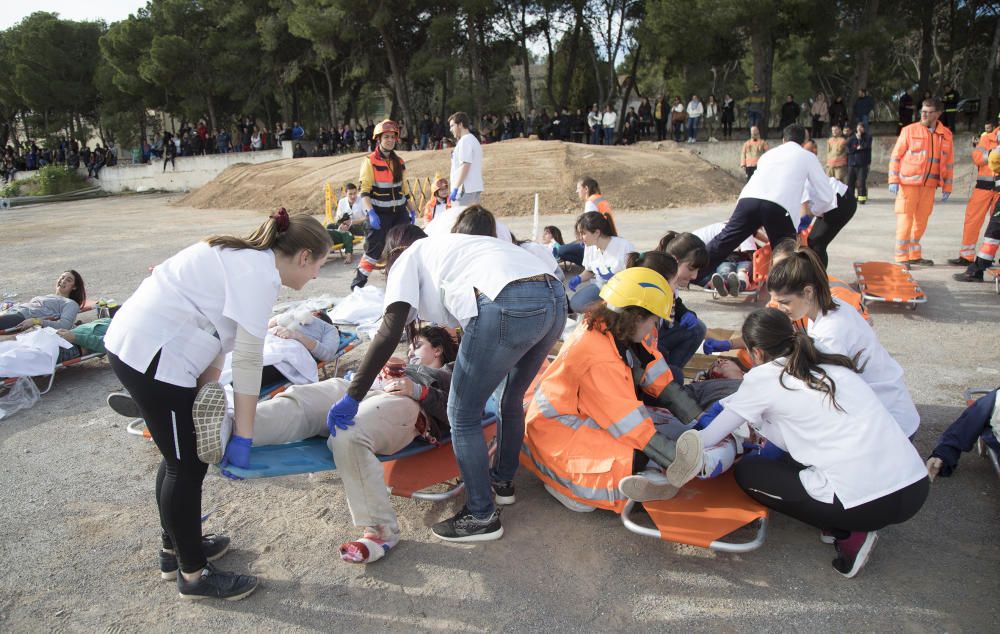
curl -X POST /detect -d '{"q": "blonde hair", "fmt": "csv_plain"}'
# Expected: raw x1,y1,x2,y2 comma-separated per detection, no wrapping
206,209,331,259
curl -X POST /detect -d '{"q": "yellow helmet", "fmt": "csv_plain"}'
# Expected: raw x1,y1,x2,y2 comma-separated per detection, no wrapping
372,119,400,139
599,267,674,321
433,172,448,188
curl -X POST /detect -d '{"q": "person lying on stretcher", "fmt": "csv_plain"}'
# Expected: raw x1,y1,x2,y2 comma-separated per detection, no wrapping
201,325,458,565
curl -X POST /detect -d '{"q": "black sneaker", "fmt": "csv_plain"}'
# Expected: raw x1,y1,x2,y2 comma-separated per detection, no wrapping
953,271,985,283
909,258,934,267
431,506,504,542
947,257,974,267
160,534,232,581
177,563,258,601
492,480,515,505
350,270,368,290
107,391,141,418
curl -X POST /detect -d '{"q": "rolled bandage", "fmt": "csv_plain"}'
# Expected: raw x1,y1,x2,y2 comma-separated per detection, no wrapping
230,324,264,396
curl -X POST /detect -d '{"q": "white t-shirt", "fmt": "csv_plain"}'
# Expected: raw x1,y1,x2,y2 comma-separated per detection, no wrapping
801,177,848,215
519,240,561,278
808,298,920,437
423,205,513,243
451,133,484,194
582,236,636,287
337,195,366,222
384,233,550,328
693,222,757,253
104,242,281,387
719,360,927,508
739,141,835,224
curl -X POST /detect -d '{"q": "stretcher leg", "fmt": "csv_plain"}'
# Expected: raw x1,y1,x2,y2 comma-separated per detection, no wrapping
620,499,769,553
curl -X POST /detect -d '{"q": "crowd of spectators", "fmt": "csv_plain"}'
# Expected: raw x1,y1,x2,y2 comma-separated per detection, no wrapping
1,138,117,184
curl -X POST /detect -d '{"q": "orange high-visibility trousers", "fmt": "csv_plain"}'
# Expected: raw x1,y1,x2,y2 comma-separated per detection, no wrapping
894,184,938,262
958,188,1000,260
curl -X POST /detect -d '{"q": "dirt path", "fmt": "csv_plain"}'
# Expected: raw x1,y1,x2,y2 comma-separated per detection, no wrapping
0,193,997,632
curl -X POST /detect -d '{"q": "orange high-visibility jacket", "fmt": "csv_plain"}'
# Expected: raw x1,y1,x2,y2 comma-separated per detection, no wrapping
423,196,449,222
587,193,612,215
972,130,999,188
888,122,954,193
521,323,672,513
828,275,870,322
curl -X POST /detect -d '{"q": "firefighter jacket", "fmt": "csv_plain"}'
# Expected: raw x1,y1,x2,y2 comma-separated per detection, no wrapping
359,148,412,214
888,122,954,193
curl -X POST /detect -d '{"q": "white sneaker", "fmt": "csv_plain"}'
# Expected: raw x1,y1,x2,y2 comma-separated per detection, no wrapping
618,469,679,502
711,272,728,296
193,382,230,464
699,438,737,479
666,429,703,487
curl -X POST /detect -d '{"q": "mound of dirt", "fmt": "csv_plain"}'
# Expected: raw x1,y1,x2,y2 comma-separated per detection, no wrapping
179,139,742,216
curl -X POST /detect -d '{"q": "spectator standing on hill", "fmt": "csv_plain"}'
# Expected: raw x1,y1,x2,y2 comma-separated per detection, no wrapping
746,83,765,129
670,97,687,142
638,97,653,138
587,104,601,144
941,85,959,132
740,126,768,180
811,92,829,139
419,113,432,150
898,89,915,132
829,95,848,129
162,132,176,172
720,94,736,139
216,128,231,154
291,121,305,140
704,95,720,142
686,94,704,143
448,112,484,205
432,116,446,148
602,103,618,145
779,94,801,130
853,89,874,128
846,123,872,203
654,95,668,141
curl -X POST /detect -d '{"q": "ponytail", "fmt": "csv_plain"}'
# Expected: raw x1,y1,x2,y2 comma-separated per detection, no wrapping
575,211,616,237
206,208,331,260
742,308,861,412
602,211,618,237
625,251,678,283
766,246,836,314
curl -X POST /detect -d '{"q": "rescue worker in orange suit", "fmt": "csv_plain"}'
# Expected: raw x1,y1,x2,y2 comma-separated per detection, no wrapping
422,174,450,223
351,119,418,290
888,98,954,267
954,148,1000,282
948,125,999,266
520,267,705,513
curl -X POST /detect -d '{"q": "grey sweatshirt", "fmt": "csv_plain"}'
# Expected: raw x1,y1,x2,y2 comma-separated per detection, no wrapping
7,295,80,330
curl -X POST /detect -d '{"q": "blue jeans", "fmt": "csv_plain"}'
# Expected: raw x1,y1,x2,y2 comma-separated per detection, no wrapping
657,316,707,369
931,389,999,477
420,133,429,150
569,282,602,313
715,260,751,291
590,127,601,144
748,111,761,128
448,277,567,518
603,127,614,145
687,117,700,140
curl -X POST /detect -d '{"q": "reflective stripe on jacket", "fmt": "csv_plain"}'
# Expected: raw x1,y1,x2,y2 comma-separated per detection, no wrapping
358,149,411,212
587,193,612,216
521,323,667,513
888,122,955,192
973,130,999,188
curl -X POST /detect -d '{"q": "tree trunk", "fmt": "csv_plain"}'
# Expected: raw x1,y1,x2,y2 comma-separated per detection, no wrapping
323,62,338,128
465,12,485,123
542,15,558,110
519,6,534,113
377,25,416,131
978,14,1000,130
589,46,607,106
557,6,585,111
917,1,934,96
205,95,217,133
750,22,775,138
617,43,641,135
849,0,880,106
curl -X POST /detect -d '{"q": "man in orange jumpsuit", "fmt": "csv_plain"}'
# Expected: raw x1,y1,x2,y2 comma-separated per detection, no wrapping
948,125,999,266
888,98,954,266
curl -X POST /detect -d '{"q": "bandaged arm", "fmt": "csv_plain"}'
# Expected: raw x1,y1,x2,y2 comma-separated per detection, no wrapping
698,408,747,448
231,324,264,438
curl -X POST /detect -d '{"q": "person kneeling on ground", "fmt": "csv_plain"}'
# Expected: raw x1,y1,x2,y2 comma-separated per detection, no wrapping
198,326,457,564
926,387,1000,480
696,308,928,578
521,267,704,514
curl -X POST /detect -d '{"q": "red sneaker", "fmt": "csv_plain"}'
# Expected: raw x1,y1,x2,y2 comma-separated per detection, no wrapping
832,531,878,578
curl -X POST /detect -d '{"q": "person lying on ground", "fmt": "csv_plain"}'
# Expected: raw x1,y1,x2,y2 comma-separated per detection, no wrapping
926,387,1000,480
0,270,86,332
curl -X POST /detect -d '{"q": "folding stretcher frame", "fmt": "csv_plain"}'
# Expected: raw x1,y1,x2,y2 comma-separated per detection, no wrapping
702,244,772,303
221,417,498,502
620,471,769,552
989,267,1000,296
964,387,1000,477
853,261,927,310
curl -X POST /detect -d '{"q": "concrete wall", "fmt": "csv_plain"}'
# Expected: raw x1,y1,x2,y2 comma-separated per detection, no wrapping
91,147,286,193
685,133,980,193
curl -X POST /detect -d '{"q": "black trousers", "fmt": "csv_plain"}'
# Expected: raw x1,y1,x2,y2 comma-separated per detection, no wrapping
362,208,411,263
699,197,796,286
655,119,667,141
108,351,208,573
846,164,869,199
734,455,929,539
808,190,858,269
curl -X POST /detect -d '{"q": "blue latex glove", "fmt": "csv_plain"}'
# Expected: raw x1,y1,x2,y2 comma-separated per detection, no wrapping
702,337,732,354
408,208,416,224
941,191,950,202
797,215,812,232
367,209,381,230
327,394,360,436
694,402,724,430
568,275,582,292
678,311,699,330
888,183,899,195
596,266,615,281
449,187,459,202
219,435,252,479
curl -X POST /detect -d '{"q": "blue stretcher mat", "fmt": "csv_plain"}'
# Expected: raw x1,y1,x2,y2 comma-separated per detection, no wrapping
222,414,497,479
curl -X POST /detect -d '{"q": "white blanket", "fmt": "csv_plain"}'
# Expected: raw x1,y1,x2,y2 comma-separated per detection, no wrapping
220,333,318,387
0,327,73,377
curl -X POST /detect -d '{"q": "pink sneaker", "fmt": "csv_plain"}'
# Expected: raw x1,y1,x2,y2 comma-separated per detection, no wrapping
832,531,878,578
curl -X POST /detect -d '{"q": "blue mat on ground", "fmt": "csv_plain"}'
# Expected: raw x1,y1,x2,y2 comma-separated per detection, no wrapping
223,413,497,479
258,331,359,398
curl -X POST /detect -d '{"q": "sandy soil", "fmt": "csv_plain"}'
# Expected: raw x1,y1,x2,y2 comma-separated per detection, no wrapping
179,139,743,217
0,190,998,632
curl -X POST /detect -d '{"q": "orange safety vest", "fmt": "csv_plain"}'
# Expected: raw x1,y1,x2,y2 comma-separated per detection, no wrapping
361,148,409,213
521,322,671,513
587,193,613,216
826,137,848,167
972,130,999,189
423,196,449,222
888,121,955,193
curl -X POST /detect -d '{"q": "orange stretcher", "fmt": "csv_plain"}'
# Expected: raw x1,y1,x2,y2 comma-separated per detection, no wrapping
853,261,927,310
620,471,769,552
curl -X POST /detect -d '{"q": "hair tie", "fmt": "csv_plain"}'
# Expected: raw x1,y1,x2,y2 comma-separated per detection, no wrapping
270,207,290,232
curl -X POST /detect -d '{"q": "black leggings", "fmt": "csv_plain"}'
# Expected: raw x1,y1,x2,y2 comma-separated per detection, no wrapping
0,312,27,330
108,351,209,573
808,190,858,269
734,455,929,539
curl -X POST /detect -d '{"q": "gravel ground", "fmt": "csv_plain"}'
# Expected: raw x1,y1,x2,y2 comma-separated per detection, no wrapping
0,191,997,632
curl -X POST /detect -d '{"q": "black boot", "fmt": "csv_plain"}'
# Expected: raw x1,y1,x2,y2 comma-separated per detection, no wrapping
350,270,368,290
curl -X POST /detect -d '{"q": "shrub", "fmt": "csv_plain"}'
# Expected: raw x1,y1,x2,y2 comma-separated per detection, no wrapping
35,165,88,195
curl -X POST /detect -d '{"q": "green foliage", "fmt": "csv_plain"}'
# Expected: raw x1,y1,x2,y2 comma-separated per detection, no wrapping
34,165,89,195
